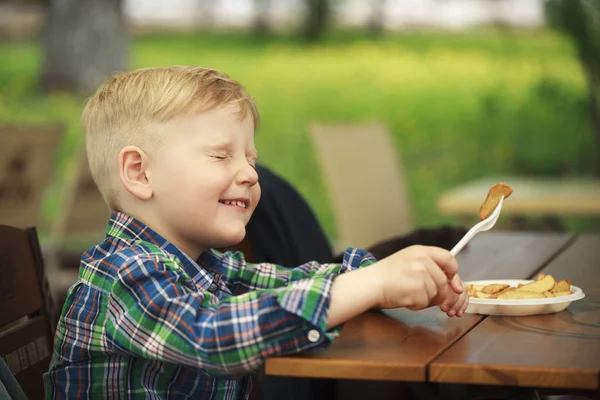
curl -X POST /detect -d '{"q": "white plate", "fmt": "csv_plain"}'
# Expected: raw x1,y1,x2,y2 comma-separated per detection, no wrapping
465,279,585,316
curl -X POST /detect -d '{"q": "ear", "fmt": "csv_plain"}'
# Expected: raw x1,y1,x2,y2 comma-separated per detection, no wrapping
118,145,153,201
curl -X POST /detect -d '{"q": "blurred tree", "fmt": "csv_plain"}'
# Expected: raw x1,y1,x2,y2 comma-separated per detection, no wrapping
301,0,329,43
196,0,217,30
367,0,387,37
39,0,128,94
253,0,273,37
545,0,600,176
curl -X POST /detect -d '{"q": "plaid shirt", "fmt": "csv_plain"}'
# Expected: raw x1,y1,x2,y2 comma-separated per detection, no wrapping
44,211,375,399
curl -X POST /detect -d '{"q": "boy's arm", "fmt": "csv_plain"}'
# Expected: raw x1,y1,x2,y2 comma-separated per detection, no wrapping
201,248,377,294
105,254,373,377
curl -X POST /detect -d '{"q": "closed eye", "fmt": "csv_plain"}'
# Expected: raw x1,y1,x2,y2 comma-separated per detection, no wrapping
211,152,231,160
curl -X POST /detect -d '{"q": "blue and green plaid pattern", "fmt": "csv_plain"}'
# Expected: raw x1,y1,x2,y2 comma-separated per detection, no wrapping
43,211,375,399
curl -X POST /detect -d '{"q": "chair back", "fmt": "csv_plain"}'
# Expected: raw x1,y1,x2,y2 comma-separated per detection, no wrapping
51,148,110,242
0,225,56,399
0,125,63,229
309,122,414,250
50,148,110,263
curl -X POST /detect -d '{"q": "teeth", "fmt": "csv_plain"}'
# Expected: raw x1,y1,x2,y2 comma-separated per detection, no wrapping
222,200,246,208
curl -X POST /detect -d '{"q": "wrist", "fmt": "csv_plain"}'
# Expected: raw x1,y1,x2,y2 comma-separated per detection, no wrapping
358,263,384,309
327,267,380,329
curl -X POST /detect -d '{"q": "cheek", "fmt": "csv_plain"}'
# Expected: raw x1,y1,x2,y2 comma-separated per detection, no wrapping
250,185,261,211
151,151,187,185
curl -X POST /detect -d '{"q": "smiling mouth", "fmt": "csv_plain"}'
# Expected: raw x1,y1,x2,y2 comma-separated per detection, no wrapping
219,199,247,208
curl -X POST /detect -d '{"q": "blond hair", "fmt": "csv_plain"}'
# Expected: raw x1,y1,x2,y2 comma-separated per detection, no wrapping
82,65,260,208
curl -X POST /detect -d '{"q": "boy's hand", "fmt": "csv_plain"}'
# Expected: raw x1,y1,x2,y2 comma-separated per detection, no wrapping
327,245,468,329
372,245,469,317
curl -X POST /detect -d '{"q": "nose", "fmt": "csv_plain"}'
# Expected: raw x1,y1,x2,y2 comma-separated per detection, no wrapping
236,160,258,187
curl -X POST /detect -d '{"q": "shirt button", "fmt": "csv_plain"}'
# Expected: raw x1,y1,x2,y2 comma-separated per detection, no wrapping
307,329,320,343
208,283,217,293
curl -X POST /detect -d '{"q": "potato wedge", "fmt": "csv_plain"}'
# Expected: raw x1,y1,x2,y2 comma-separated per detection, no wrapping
536,273,546,281
495,286,516,296
479,183,513,220
482,284,510,295
497,290,546,300
551,279,570,293
552,290,572,297
474,291,495,299
515,274,555,293
467,273,575,300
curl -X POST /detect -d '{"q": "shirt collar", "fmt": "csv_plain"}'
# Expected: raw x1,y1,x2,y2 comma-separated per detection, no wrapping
105,210,214,290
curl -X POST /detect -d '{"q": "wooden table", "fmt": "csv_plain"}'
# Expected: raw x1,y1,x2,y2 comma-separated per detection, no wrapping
264,231,599,396
437,177,600,219
431,234,600,391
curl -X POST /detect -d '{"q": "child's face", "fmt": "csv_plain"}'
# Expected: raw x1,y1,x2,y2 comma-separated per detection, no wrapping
148,105,261,257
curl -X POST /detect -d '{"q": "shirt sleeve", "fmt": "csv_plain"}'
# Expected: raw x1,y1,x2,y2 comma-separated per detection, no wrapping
104,250,374,378
203,247,377,295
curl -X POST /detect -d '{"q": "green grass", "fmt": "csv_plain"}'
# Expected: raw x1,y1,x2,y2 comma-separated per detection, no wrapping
0,29,597,243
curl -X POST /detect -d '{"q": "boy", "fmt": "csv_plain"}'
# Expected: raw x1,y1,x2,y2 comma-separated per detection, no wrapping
44,66,468,399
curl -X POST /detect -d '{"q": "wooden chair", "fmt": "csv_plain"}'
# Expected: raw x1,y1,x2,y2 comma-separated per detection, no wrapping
0,125,63,229
0,224,57,400
45,148,110,311
308,122,414,251
50,148,110,253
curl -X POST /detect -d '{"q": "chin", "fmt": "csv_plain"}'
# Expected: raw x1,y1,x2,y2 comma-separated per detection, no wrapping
215,229,246,248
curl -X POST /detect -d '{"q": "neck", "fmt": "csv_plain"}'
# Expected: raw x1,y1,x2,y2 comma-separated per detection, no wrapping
118,207,204,260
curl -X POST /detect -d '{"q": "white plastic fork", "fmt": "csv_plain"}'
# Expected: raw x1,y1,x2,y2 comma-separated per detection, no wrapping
450,196,505,257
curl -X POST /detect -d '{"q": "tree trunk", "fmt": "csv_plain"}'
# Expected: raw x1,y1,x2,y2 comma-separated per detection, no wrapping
543,0,600,177
253,0,272,38
301,0,329,43
39,0,128,94
582,62,600,177
196,0,216,30
367,0,387,37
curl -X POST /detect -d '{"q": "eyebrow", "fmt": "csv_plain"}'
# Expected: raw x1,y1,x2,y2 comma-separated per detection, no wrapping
205,140,232,149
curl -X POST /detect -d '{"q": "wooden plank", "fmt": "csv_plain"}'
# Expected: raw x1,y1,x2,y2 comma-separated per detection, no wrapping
265,232,572,381
430,234,600,390
0,225,45,327
266,310,476,382
0,315,53,400
437,177,600,218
